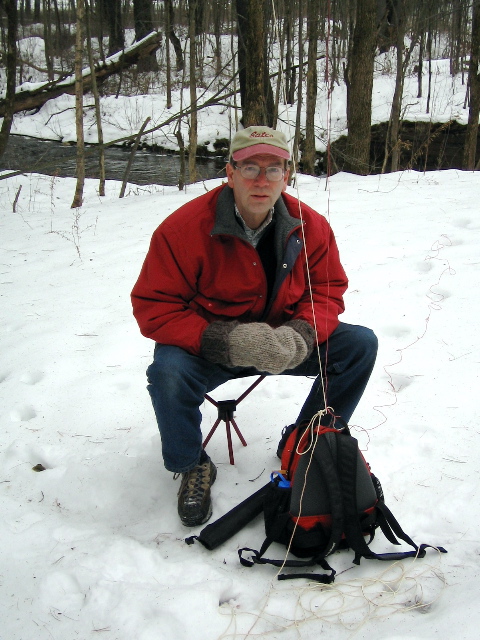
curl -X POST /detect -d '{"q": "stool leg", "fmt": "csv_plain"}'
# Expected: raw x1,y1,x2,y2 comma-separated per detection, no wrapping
225,418,235,465
230,417,247,447
203,417,222,448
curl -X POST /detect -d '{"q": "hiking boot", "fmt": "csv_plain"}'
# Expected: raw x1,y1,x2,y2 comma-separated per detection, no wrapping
276,423,297,459
177,457,217,527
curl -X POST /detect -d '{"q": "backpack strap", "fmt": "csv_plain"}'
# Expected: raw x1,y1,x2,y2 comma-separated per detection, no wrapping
310,433,346,556
238,547,336,584
335,433,447,563
371,500,447,560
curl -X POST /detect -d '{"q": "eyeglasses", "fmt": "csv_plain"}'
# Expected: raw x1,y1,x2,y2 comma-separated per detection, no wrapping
233,164,285,182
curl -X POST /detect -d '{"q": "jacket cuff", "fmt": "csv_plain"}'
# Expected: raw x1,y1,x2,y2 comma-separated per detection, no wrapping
284,320,316,358
200,321,239,365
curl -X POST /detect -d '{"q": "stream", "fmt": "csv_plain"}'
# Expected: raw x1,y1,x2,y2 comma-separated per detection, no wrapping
0,135,227,186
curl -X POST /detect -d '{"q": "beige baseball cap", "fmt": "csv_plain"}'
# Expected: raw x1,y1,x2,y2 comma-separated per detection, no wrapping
230,126,291,161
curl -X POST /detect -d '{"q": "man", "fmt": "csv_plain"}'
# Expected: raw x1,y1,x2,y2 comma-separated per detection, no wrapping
131,125,377,527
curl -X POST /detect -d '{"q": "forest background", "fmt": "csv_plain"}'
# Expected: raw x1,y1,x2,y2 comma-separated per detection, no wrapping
0,0,479,207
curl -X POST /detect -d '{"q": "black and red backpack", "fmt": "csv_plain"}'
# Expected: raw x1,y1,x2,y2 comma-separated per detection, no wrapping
237,421,446,582
187,420,446,583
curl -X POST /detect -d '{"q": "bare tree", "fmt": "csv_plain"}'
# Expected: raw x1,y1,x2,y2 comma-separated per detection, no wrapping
383,0,419,172
42,0,55,81
236,0,270,126
0,0,18,159
71,0,85,209
86,0,105,196
463,0,480,169
292,0,304,173
188,0,198,183
165,0,184,72
303,0,320,175
99,0,124,56
165,0,172,109
344,0,376,175
133,0,158,71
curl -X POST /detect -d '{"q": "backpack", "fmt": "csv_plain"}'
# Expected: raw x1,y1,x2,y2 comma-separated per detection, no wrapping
237,421,447,583
186,420,447,583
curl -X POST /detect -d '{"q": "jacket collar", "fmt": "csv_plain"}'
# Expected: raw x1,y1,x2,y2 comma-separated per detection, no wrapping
211,185,302,249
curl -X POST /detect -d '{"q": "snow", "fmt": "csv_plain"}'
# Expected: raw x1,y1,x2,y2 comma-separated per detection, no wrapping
2,167,479,639
5,41,471,151
1,40,480,640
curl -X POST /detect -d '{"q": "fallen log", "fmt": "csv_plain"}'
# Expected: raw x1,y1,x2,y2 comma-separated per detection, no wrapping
0,31,162,118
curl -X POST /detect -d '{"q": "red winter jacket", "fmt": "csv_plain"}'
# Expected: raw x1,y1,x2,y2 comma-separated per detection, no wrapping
131,184,348,355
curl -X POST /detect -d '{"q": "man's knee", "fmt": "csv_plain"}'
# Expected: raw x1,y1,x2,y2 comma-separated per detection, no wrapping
147,344,193,387
329,322,378,365
353,325,378,358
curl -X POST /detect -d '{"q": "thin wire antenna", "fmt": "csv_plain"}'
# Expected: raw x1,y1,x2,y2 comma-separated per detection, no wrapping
269,0,338,581
270,0,329,410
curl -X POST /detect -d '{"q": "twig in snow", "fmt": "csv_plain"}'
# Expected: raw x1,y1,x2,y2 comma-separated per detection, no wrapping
12,184,22,212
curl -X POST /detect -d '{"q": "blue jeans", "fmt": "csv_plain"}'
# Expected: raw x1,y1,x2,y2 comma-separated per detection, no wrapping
146,322,378,473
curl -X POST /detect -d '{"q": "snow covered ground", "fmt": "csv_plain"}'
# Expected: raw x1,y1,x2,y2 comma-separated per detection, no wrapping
1,167,479,640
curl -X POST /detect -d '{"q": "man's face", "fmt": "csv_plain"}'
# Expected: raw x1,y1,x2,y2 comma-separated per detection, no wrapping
226,153,289,226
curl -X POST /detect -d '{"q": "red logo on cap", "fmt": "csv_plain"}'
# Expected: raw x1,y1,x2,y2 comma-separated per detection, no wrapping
250,132,274,138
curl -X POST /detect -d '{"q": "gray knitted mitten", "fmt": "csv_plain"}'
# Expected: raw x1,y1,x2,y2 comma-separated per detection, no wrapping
200,320,239,365
201,319,315,373
228,322,309,373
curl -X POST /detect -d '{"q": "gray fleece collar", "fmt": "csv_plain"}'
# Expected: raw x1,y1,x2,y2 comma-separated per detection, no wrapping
211,186,302,252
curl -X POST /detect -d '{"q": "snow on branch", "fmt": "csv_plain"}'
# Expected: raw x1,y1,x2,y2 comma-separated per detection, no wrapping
0,31,162,118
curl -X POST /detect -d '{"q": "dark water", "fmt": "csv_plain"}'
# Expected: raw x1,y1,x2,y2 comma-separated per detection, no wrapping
0,135,227,186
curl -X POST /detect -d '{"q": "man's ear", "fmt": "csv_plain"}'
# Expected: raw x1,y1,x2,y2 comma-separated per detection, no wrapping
226,162,235,187
282,169,290,191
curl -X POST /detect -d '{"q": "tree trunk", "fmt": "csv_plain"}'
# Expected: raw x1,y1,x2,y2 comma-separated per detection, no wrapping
133,0,157,71
284,1,294,104
119,117,150,198
236,0,270,126
344,0,376,175
213,0,222,76
463,0,480,169
230,0,239,131
292,0,304,176
133,0,153,40
51,0,64,54
426,15,433,113
0,0,18,159
188,0,198,183
165,0,184,72
417,30,423,98
85,0,105,196
303,0,319,175
71,0,85,209
165,0,172,109
42,0,55,81
384,1,418,173
99,0,124,56
175,122,186,191
262,0,275,123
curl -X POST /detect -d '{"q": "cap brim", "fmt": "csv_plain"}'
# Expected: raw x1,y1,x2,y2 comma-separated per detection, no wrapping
232,143,290,162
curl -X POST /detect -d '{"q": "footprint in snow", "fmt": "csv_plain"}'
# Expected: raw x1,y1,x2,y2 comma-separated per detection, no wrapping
452,217,477,230
10,405,37,422
381,325,411,339
428,287,452,302
416,260,434,273
20,370,44,385
111,380,131,391
389,373,414,393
